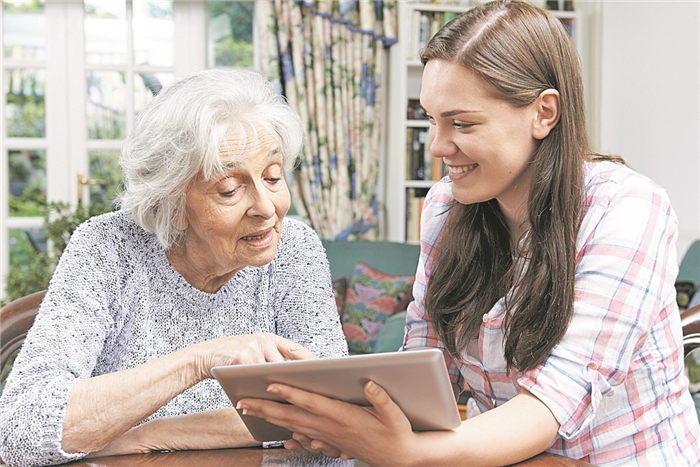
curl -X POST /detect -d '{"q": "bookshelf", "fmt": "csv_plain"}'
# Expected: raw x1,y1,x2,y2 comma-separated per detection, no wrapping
383,1,597,243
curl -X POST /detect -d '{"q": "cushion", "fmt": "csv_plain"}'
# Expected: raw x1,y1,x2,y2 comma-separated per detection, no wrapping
332,276,349,313
340,262,414,354
374,311,408,353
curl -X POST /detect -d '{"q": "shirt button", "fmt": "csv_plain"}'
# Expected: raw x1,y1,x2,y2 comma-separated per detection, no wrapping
482,314,489,322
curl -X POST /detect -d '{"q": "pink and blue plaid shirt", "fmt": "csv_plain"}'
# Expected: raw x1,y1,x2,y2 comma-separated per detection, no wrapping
403,160,700,465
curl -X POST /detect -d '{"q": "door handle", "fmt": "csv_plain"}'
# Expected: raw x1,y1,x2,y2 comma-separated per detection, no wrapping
77,171,106,203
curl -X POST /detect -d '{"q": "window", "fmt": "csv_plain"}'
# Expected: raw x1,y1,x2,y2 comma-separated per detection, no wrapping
2,0,49,286
1,0,260,301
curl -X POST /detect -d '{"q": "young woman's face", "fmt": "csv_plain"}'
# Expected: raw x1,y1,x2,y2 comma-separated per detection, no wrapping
420,60,540,226
180,127,290,276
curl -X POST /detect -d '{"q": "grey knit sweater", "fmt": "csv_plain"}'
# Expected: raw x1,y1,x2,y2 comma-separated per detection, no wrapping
0,211,348,467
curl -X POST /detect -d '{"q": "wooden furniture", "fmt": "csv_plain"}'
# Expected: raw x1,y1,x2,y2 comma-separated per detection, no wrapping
682,304,700,354
50,447,596,467
0,289,45,371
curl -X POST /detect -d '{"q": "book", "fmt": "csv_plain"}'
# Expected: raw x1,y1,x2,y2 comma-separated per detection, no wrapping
432,157,445,181
406,128,429,180
406,187,431,243
406,98,425,120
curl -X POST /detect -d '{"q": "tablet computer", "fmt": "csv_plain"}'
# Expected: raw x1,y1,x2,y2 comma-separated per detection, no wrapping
211,348,462,442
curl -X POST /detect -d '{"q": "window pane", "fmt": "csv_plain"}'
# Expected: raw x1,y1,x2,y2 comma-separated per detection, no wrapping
9,227,47,268
208,1,254,68
87,71,126,140
88,149,123,208
5,68,46,138
84,0,127,65
134,72,173,114
2,0,46,61
8,149,46,217
133,0,174,66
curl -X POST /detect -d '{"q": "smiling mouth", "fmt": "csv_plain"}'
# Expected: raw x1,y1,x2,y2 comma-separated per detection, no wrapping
448,163,479,174
241,229,272,241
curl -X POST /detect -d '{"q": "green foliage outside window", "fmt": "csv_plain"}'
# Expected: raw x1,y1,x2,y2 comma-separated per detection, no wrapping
3,200,113,305
209,1,254,68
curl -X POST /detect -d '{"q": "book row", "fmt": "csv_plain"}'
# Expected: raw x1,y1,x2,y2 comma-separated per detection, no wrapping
406,127,444,181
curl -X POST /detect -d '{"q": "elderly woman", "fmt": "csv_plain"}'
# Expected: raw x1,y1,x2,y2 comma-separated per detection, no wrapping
0,69,348,467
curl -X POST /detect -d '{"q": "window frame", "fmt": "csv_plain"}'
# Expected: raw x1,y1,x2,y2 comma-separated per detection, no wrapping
0,0,210,301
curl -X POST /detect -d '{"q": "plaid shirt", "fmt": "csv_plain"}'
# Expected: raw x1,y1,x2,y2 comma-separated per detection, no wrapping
403,160,700,465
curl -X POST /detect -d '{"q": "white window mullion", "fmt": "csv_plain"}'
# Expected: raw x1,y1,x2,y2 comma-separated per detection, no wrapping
174,1,207,79
45,0,70,204
125,0,135,135
65,0,87,206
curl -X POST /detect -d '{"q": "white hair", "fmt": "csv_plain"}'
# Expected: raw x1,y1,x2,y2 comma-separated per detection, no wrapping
117,69,304,250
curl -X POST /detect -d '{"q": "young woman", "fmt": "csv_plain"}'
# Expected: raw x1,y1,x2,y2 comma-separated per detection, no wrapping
236,1,700,465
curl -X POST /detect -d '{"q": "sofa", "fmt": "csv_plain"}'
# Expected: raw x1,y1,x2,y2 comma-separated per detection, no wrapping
321,240,420,354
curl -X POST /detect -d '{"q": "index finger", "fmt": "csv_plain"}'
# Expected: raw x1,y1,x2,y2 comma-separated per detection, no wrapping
266,334,317,361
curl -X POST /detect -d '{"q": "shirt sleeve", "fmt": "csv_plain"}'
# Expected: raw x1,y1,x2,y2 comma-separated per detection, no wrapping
0,218,118,466
271,219,349,359
518,171,680,439
402,181,466,392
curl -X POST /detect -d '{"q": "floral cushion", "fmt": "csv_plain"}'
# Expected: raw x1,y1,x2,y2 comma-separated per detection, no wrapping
332,276,349,313
340,262,414,354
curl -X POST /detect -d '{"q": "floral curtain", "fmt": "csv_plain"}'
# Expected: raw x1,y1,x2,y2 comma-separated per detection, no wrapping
258,0,397,240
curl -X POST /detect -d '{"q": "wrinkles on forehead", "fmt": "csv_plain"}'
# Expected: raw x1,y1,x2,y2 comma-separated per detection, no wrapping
213,124,279,167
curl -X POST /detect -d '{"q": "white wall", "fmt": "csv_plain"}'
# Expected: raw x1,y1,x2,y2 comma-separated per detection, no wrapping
598,0,700,260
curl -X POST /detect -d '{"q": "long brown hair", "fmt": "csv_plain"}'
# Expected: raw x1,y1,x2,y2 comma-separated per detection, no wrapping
423,0,598,372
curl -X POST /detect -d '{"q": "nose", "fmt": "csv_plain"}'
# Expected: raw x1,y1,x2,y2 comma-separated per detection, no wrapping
429,125,458,159
247,183,275,219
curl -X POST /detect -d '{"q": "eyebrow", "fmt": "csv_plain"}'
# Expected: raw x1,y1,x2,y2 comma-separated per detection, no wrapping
419,101,482,118
438,109,482,118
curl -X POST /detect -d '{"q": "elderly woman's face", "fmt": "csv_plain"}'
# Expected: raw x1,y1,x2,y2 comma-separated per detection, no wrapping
180,127,290,276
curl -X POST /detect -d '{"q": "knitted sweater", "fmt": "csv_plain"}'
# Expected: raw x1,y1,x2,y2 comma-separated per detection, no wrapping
0,211,348,467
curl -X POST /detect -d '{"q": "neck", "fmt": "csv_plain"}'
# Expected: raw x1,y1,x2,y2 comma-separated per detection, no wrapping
166,245,240,294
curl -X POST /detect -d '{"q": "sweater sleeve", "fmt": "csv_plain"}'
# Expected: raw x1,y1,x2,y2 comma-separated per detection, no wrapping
0,217,119,467
270,219,348,359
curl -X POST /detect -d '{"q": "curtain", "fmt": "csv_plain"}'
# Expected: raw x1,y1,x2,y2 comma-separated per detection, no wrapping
258,0,397,240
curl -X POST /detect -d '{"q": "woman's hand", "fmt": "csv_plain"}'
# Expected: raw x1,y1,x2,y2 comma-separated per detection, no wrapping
63,333,315,454
237,380,420,467
193,333,317,380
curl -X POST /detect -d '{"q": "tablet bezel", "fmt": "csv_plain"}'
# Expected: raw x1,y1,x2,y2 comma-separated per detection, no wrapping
211,348,462,442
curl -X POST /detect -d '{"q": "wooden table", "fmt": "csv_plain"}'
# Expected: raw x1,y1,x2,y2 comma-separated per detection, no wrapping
55,447,596,466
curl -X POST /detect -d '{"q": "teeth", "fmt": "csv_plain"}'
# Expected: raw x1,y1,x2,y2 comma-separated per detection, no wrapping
448,164,479,174
242,233,265,240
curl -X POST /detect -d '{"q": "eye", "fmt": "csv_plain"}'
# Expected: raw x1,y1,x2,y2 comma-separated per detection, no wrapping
264,163,284,187
220,187,241,197
217,177,243,197
452,121,474,130
424,112,435,124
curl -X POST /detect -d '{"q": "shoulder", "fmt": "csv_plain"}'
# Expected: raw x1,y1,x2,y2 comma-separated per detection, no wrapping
74,209,142,235
424,177,454,210
420,179,453,249
275,217,324,260
579,160,677,247
583,160,672,209
67,210,159,257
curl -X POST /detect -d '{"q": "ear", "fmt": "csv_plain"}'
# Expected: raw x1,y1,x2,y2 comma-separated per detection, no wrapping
532,89,560,140
172,210,189,231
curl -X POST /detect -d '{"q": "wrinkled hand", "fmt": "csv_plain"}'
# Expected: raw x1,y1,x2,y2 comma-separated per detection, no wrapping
237,380,417,466
194,333,316,380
